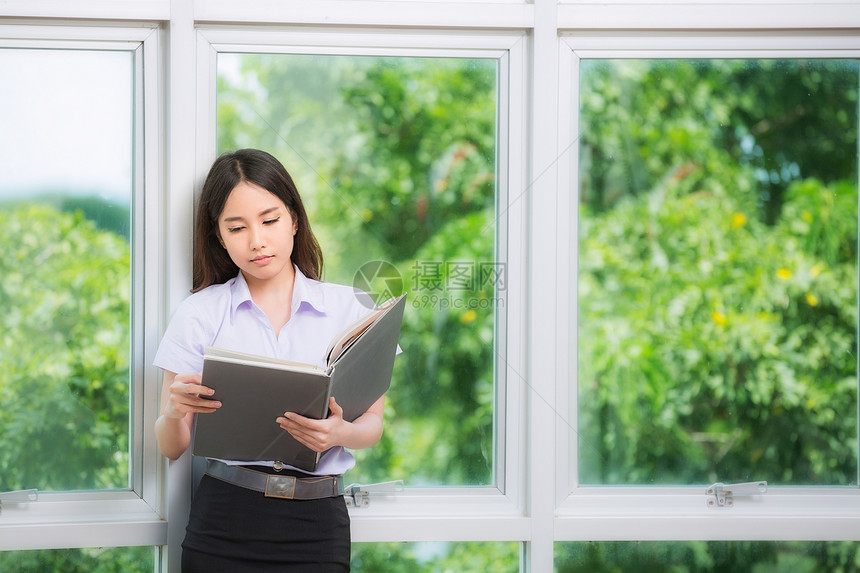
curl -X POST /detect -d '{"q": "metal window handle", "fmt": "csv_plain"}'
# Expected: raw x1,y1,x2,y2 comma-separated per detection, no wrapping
706,481,767,508
344,480,404,508
0,489,38,515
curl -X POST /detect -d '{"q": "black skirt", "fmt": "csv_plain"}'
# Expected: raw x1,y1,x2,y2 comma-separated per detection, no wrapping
181,471,351,573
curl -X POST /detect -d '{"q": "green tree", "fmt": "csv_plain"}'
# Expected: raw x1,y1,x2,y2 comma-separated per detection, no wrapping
0,547,154,573
556,540,860,573
0,202,145,572
0,203,131,492
578,176,857,486
579,60,858,223
576,58,859,571
217,55,499,486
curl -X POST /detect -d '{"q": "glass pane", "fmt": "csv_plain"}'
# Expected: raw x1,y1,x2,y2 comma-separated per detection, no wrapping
217,53,499,486
353,541,519,572
577,59,859,486
0,546,155,572
0,49,134,491
556,541,860,572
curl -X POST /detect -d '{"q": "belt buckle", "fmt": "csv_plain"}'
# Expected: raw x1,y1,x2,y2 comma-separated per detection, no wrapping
265,475,297,499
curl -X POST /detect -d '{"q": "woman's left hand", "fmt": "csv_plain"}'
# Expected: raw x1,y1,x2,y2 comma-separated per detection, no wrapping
276,397,346,452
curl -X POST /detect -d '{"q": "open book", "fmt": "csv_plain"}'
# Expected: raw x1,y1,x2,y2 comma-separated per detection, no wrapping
192,292,407,472
324,294,402,368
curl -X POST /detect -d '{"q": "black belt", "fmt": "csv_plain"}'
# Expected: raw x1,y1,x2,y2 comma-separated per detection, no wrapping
205,460,344,500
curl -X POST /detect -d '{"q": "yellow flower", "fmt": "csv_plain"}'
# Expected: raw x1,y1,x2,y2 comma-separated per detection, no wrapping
711,311,726,326
801,210,813,222
460,309,477,324
776,268,792,280
805,293,819,307
810,264,822,278
731,212,747,228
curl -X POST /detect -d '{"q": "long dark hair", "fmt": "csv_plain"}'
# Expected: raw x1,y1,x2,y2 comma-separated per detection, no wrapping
192,149,323,292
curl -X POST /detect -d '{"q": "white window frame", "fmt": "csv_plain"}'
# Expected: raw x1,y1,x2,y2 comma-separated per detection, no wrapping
555,29,860,543
3,2,860,573
191,23,532,543
0,22,167,553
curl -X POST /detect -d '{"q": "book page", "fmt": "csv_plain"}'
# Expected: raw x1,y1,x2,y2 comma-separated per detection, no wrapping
324,294,405,367
205,347,324,373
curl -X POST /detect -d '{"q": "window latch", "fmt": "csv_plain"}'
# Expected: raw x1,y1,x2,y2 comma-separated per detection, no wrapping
706,481,766,508
0,489,38,515
344,480,404,508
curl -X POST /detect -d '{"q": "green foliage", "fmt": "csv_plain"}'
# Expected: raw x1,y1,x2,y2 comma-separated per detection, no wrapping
214,53,860,570
1,193,131,238
0,203,131,492
0,547,155,573
555,541,860,573
352,541,519,573
578,57,859,488
579,176,858,485
575,58,859,569
331,58,497,261
333,60,497,486
580,60,859,223
354,211,498,485
218,55,499,487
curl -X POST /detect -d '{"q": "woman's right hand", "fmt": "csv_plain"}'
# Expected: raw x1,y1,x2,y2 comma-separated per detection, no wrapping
163,373,221,419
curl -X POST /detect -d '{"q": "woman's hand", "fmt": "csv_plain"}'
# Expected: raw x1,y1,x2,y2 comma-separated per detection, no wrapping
163,373,221,419
156,370,219,460
276,394,385,453
276,397,347,453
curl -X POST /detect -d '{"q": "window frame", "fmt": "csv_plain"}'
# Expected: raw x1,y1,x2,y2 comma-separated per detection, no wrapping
556,29,860,543
0,22,167,552
3,2,860,572
192,23,532,543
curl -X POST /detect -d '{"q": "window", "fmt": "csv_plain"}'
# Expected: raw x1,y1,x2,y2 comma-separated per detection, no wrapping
576,58,858,488
3,3,859,573
557,33,860,553
0,47,134,493
196,23,530,555
0,22,166,564
217,51,500,487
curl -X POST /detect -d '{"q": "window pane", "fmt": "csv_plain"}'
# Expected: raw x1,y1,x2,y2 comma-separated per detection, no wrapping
556,541,860,572
353,541,519,572
0,546,155,572
0,49,133,491
577,59,859,486
217,53,499,486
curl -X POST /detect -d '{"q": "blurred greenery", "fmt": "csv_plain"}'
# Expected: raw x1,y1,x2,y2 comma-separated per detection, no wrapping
0,547,154,573
556,541,860,573
578,60,858,488
575,58,859,570
0,201,134,571
352,541,519,573
217,54,499,487
0,203,131,493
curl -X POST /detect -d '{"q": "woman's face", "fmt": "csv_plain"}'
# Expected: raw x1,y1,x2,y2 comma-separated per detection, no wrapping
217,181,297,287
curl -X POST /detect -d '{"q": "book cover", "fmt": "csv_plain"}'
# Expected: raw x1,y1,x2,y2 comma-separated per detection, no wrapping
192,292,406,471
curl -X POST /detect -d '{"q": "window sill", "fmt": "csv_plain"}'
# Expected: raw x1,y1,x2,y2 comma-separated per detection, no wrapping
555,487,860,541
0,492,166,551
348,487,531,542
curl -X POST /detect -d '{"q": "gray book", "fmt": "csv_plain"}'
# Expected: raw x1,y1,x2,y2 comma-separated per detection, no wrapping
192,293,406,472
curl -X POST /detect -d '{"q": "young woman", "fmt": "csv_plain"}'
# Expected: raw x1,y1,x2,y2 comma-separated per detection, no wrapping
154,148,385,572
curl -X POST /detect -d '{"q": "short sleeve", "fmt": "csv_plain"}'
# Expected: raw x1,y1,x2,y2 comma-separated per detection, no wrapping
153,297,213,375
